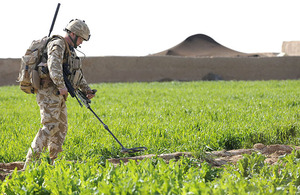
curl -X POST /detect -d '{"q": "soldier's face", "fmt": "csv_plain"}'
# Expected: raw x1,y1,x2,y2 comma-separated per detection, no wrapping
70,32,84,47
77,36,84,46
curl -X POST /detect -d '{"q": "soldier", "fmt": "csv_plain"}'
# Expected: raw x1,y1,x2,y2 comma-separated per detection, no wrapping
24,19,95,169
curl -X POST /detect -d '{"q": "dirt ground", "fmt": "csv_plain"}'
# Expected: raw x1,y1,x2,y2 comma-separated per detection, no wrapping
1,143,300,181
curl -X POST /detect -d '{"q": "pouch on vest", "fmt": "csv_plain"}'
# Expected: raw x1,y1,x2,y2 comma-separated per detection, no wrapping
73,56,82,70
72,70,83,88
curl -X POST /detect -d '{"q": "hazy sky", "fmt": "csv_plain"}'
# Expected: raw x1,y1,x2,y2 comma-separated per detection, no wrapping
1,0,300,58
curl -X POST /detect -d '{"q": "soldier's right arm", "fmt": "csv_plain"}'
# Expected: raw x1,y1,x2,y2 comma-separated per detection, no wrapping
47,38,67,90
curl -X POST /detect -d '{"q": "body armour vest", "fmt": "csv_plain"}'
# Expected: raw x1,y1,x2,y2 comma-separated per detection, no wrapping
66,47,84,90
45,36,90,93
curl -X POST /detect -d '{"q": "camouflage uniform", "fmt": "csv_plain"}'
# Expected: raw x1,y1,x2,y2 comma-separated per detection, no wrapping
24,36,91,167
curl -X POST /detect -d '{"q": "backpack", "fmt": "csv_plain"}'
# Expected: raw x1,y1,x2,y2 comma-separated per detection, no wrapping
17,35,67,94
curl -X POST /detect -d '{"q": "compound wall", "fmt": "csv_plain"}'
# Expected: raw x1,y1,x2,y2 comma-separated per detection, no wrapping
1,56,299,86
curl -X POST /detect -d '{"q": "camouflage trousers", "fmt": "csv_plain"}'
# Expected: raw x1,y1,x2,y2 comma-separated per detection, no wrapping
24,85,68,168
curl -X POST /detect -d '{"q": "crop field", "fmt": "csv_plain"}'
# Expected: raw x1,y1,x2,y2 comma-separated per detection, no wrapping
1,80,300,194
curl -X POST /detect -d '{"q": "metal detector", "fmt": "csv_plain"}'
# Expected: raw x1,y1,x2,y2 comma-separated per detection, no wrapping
75,90,148,154
87,106,148,153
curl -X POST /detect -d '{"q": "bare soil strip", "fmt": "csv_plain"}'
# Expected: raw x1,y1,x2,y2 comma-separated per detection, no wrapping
1,143,299,181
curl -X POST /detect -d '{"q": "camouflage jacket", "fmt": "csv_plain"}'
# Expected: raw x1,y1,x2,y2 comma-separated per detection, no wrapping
46,36,91,94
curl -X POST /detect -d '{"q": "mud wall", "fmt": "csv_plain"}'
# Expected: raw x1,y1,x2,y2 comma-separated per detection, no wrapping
1,56,299,86
282,41,300,56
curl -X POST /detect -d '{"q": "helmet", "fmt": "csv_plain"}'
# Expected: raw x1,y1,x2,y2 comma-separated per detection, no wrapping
64,19,91,41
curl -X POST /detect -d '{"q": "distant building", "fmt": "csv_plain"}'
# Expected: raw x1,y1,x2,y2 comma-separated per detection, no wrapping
281,41,300,56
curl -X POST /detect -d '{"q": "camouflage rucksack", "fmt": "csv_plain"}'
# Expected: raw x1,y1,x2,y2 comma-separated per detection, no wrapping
17,35,66,94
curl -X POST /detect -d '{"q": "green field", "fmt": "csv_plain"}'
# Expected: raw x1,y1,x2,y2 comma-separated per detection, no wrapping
1,80,300,194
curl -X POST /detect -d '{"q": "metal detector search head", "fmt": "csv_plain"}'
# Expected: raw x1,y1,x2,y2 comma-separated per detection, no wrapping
121,147,148,154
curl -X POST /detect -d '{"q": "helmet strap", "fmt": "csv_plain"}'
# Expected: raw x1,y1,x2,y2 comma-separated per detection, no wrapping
68,33,79,48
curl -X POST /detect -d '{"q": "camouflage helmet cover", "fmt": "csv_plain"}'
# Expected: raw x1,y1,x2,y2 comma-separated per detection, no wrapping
64,19,91,41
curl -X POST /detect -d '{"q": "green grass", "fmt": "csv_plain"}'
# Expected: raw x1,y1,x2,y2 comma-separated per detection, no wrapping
1,80,299,163
2,151,300,194
1,80,300,193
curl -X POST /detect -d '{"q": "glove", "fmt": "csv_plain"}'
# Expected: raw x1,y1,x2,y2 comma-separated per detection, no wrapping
86,89,97,99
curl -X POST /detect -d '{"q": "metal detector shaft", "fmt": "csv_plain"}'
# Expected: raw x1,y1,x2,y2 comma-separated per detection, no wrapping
70,88,147,153
87,106,126,149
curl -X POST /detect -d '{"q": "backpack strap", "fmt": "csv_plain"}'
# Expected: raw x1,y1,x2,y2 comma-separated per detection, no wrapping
51,35,71,59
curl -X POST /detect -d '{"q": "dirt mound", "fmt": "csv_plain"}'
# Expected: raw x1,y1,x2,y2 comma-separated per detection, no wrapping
151,34,275,57
107,143,300,166
0,162,24,181
1,143,299,181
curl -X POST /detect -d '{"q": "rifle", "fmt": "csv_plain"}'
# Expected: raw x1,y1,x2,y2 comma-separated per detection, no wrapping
61,63,94,108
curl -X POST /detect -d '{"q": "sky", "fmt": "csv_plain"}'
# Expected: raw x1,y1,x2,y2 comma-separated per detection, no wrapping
1,0,300,58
